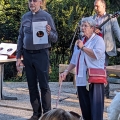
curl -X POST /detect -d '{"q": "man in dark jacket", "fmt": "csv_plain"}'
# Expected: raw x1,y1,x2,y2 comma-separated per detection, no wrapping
16,0,58,120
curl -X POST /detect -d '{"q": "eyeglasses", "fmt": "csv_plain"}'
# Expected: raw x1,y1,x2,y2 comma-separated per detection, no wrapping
29,0,39,2
80,25,91,28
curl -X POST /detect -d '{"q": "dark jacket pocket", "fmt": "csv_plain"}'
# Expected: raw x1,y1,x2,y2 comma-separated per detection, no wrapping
23,21,31,33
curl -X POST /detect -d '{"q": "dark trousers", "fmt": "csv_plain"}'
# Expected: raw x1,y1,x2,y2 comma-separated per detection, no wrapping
77,86,91,120
89,84,104,120
23,48,51,117
105,53,109,97
77,84,104,120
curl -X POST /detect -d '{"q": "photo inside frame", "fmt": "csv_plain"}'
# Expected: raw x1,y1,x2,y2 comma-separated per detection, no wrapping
0,47,3,51
36,31,44,37
7,48,13,52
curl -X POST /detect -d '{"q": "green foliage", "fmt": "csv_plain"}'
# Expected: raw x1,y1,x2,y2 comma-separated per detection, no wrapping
0,0,28,43
5,72,26,82
47,0,95,65
0,0,29,81
49,65,59,82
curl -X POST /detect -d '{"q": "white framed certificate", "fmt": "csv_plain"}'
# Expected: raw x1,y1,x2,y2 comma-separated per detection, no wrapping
33,21,48,44
0,43,17,56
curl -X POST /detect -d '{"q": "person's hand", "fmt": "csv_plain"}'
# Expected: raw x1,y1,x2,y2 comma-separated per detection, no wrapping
95,28,101,34
75,40,80,45
46,25,51,35
16,59,24,72
59,71,68,82
77,40,83,49
95,28,103,37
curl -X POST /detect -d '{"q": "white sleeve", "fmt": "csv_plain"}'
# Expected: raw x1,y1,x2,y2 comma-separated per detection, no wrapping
70,52,76,65
70,50,79,65
73,45,78,52
93,37,105,60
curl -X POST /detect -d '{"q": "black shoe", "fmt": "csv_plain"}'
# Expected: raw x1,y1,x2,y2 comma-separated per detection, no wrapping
27,115,40,120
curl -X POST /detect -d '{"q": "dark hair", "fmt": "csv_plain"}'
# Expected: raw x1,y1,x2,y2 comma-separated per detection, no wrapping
94,0,106,8
40,108,80,120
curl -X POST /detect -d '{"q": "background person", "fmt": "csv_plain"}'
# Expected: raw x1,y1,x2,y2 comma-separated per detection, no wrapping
40,108,79,120
16,0,58,120
93,0,120,98
60,17,105,120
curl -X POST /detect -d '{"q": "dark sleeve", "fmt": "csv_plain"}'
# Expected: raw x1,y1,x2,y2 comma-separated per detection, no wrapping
48,15,58,43
16,17,24,59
